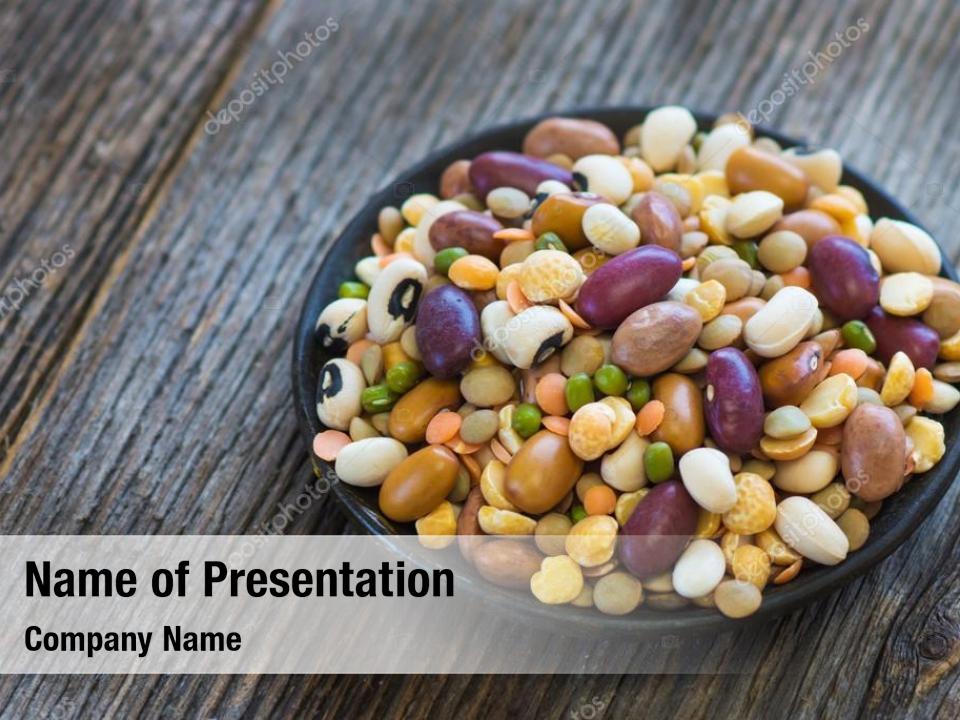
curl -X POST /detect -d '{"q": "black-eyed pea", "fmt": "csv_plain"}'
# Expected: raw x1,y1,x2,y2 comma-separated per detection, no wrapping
316,358,366,431
530,555,584,604
836,508,870,551
593,572,643,615
880,272,934,316
614,488,649,526
573,155,635,205
880,351,916,406
367,257,427,343
905,416,945,472
714,579,762,618
501,305,574,369
480,459,516,511
478,505,536,535
800,374,858,428
565,515,619,567
755,528,801,566
759,426,817,461
732,544,771,590
315,298,368,354
416,501,458,549
810,482,851,520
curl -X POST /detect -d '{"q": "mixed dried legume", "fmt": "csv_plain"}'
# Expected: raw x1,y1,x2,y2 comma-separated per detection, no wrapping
311,107,959,619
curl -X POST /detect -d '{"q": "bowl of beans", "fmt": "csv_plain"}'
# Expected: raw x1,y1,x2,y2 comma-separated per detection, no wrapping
293,106,960,633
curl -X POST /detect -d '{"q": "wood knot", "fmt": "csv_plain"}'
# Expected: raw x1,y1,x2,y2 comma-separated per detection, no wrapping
918,631,949,660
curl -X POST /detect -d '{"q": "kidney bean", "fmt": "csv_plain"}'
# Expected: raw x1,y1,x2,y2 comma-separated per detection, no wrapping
807,236,879,320
631,191,683,253
619,480,699,577
611,302,703,376
575,245,682,328
415,285,481,378
865,306,940,369
468,151,573,200
758,341,828,407
428,210,504,261
705,347,764,453
523,117,620,160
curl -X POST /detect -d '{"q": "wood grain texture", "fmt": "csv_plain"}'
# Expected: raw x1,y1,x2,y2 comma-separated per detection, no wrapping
1,0,959,717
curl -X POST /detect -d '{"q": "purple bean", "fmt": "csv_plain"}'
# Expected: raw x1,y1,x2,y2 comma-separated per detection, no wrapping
575,245,682,329
865,306,940,369
415,285,481,378
468,151,573,200
619,480,698,578
807,235,879,320
705,347,765,453
429,210,504,261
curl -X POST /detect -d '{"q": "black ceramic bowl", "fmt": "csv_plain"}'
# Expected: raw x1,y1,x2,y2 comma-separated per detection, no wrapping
293,107,960,636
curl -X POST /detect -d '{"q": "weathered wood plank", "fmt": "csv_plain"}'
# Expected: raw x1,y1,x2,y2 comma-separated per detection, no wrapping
2,0,960,718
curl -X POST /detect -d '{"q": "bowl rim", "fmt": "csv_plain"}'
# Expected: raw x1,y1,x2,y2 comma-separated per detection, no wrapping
292,105,960,637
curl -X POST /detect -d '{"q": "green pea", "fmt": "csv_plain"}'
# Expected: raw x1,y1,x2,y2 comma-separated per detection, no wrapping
626,379,651,411
565,372,595,412
841,320,877,354
534,232,568,253
512,403,542,439
593,364,628,396
385,361,423,394
434,247,469,276
570,505,587,523
732,240,759,270
361,384,399,414
644,441,674,484
338,281,369,299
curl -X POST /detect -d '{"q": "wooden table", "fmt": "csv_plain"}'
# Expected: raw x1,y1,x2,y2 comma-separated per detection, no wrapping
2,0,959,717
